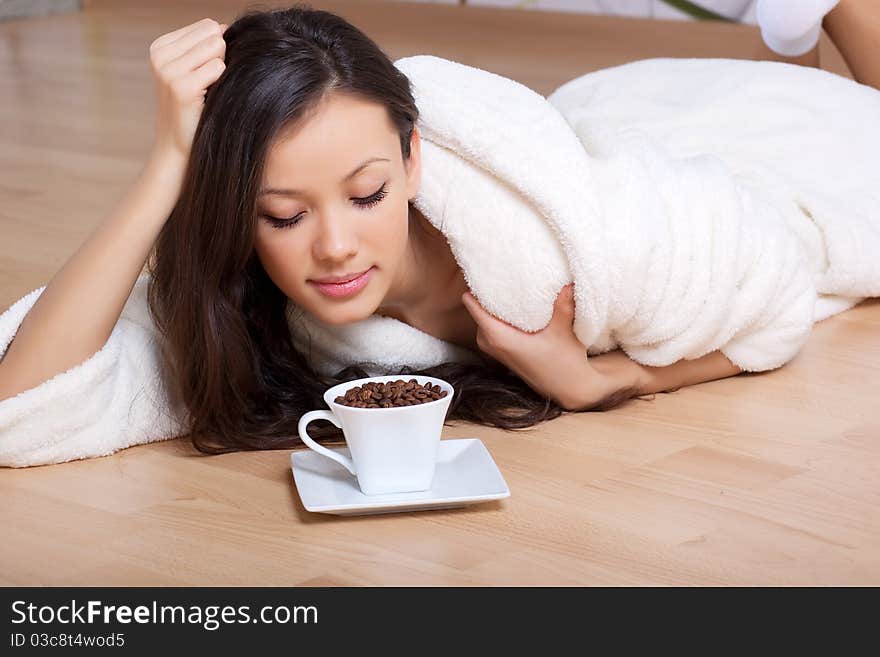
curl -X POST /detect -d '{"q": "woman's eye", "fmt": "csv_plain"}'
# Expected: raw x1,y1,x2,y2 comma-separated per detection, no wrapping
352,181,389,209
263,182,390,231
262,212,304,231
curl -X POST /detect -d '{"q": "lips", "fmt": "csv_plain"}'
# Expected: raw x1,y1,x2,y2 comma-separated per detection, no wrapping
311,268,371,284
309,266,374,298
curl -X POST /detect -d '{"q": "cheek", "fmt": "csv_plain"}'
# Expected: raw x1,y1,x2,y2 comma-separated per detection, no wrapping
253,230,307,292
377,205,411,261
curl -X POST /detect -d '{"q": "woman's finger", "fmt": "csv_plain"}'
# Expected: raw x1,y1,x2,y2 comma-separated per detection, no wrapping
161,32,226,80
152,20,224,69
461,291,480,313
460,293,483,324
151,18,218,51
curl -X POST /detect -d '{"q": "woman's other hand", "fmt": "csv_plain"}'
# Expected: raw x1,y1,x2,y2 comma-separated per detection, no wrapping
148,18,228,164
461,283,617,411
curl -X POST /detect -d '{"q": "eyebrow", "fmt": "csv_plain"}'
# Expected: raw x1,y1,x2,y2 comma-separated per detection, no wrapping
258,157,391,197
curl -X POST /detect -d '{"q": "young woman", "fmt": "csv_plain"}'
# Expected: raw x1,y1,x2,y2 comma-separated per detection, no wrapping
0,1,877,463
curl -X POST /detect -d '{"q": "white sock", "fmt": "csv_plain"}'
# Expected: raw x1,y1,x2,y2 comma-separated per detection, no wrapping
756,0,841,57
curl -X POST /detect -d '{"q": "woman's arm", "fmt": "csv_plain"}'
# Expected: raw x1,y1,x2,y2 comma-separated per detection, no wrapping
582,348,743,410
0,19,226,403
0,152,185,403
462,284,746,412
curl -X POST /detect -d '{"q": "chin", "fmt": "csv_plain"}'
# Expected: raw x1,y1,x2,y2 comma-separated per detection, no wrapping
318,313,359,326
312,301,375,326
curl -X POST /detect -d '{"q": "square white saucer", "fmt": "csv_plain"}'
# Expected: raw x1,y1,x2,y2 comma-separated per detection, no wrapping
290,438,510,516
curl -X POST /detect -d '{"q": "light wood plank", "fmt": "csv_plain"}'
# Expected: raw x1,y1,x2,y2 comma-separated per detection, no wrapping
1,0,876,585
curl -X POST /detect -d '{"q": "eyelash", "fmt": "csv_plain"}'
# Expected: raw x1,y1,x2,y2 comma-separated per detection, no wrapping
262,183,390,230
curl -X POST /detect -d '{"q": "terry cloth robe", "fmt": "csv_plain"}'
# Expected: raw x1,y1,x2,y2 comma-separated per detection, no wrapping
292,54,879,376
1,55,878,466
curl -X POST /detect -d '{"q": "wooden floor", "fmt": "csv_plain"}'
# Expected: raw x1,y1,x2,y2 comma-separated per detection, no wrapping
1,0,878,585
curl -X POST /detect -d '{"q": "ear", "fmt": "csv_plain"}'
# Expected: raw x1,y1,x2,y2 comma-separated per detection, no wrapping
404,124,422,200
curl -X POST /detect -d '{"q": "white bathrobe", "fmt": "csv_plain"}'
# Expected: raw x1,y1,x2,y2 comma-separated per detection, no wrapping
1,55,878,467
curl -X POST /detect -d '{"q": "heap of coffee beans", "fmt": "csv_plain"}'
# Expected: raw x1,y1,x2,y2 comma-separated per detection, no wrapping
334,379,448,408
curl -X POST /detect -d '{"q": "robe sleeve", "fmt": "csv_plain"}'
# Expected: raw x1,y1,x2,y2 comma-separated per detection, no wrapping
0,274,186,467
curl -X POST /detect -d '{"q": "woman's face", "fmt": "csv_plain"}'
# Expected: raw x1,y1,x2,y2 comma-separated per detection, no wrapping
253,92,421,325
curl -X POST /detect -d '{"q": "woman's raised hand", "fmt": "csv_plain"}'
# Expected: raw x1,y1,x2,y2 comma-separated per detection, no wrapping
148,18,228,163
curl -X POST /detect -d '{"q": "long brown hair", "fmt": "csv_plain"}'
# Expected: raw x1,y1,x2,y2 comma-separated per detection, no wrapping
146,3,646,455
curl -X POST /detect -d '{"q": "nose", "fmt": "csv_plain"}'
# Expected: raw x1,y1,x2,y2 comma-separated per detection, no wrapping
311,211,359,263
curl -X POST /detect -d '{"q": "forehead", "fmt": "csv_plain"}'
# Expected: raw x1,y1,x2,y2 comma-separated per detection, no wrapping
263,93,396,171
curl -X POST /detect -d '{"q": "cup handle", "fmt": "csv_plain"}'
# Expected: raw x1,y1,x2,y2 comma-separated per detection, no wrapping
297,410,357,476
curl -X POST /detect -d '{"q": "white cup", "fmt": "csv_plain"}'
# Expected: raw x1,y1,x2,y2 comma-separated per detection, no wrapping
296,375,455,496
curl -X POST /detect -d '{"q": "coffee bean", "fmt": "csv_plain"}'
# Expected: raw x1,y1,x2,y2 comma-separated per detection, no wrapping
334,379,448,408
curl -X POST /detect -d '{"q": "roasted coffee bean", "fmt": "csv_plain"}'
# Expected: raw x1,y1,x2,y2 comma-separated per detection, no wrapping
334,379,448,408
